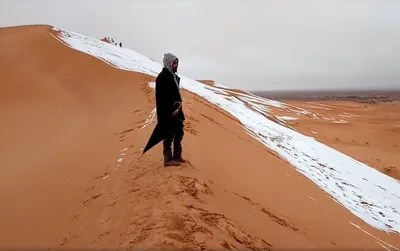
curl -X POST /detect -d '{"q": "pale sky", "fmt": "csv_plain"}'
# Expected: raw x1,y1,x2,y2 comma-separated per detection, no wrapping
1,0,400,91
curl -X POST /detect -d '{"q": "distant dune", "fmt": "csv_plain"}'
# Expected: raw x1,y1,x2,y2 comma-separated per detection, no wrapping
251,90,400,180
252,89,400,103
0,24,399,250
197,80,215,86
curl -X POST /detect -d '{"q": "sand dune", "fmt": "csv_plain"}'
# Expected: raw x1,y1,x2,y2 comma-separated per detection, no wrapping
0,25,399,250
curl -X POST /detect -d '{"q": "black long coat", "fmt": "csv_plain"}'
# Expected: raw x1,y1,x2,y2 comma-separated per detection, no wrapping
155,67,185,122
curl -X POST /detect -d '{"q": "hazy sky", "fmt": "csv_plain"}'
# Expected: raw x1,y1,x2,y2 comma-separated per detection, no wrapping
1,0,400,91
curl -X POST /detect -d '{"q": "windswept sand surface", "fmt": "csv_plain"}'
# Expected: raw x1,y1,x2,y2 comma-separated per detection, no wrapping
0,25,399,250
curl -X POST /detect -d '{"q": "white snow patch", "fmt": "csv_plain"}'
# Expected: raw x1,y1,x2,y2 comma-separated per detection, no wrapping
53,28,162,76
308,196,317,202
340,113,359,118
233,93,287,110
148,81,155,89
277,116,298,121
343,112,360,117
333,119,348,124
311,131,318,134
53,27,400,234
140,107,156,129
115,148,128,169
297,109,313,116
214,82,229,88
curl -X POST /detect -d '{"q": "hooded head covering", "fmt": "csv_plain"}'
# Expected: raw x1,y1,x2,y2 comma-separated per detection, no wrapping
163,53,178,72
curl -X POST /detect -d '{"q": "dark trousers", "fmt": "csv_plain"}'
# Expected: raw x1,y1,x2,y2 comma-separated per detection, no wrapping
163,119,184,158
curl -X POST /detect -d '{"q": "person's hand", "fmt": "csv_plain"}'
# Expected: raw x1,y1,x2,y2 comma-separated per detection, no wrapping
172,109,179,116
172,101,181,116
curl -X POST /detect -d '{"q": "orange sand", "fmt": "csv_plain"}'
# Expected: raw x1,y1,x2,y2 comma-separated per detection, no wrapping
0,25,399,250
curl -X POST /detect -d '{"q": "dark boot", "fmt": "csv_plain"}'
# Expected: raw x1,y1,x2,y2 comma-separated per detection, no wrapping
172,123,186,163
173,141,187,163
173,149,187,163
163,140,180,167
163,152,181,166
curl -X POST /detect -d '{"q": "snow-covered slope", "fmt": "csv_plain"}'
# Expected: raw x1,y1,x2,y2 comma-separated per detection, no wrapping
50,27,400,234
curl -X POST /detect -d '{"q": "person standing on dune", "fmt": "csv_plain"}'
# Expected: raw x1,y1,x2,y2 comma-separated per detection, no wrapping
155,53,186,166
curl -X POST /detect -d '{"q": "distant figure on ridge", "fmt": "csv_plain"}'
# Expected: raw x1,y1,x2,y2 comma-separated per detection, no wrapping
119,42,122,47
155,53,186,166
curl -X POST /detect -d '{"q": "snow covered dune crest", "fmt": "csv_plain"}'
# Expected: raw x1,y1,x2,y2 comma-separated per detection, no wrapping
51,27,400,234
